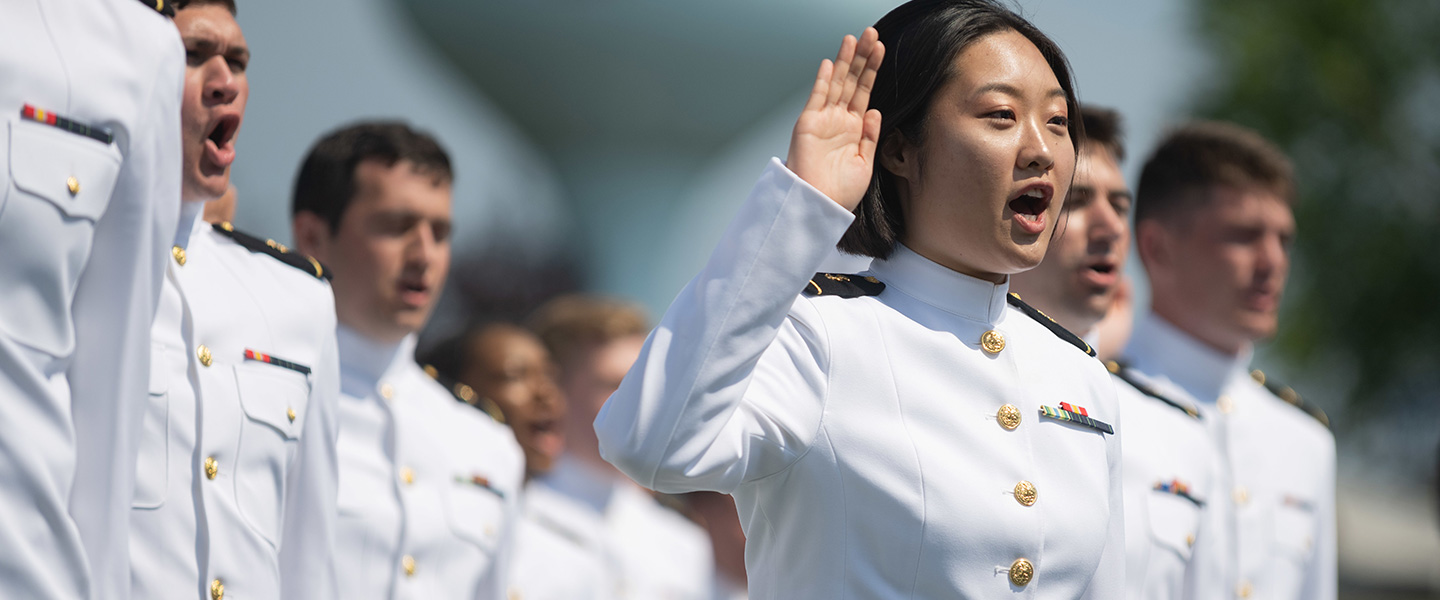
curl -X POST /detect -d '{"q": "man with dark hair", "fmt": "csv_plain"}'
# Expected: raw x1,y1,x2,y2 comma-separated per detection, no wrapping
292,121,524,599
0,1,182,598
130,2,342,599
1125,121,1336,599
527,295,713,600
1011,107,1224,599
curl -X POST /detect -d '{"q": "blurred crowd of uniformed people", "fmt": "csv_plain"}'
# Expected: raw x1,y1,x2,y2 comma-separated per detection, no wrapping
0,0,1335,598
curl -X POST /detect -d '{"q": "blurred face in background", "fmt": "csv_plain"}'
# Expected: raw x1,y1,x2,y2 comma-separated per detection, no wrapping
462,325,566,476
175,3,248,203
559,335,645,470
1010,145,1130,333
1141,185,1294,354
302,160,453,343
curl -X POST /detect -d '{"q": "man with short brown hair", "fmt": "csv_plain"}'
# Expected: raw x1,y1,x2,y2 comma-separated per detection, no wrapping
293,121,525,600
1125,121,1336,599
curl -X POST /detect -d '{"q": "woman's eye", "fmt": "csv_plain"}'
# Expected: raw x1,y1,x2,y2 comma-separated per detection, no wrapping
1049,115,1069,127
985,109,1016,120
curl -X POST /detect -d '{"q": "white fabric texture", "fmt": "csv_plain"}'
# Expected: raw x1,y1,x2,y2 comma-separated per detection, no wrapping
132,210,341,599
1125,312,1337,600
331,327,524,600
0,1,182,597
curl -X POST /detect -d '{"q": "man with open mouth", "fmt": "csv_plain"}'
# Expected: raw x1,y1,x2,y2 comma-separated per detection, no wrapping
292,121,525,599
130,1,343,598
1010,106,1226,599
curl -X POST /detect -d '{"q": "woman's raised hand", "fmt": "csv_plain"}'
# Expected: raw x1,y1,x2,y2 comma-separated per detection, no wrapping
785,27,885,212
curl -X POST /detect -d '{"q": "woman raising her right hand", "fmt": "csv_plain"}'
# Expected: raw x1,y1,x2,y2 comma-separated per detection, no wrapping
596,1,1124,596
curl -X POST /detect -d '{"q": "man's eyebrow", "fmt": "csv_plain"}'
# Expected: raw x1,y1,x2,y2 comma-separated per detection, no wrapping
180,37,249,62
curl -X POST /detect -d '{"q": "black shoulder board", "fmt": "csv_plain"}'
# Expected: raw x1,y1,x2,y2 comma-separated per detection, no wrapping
212,222,331,281
1251,369,1330,428
424,364,507,424
137,0,174,17
1106,360,1201,419
1005,293,1095,357
801,273,885,298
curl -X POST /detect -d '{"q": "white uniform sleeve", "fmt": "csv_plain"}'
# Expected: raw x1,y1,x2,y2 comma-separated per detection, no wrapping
595,158,856,494
279,327,341,599
65,30,184,600
1303,436,1338,600
1083,385,1126,599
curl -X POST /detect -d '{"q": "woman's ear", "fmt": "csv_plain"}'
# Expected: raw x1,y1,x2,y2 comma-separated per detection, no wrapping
877,132,918,185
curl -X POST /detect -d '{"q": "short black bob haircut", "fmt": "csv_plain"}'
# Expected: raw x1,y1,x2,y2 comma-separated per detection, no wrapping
837,0,1083,259
291,121,453,232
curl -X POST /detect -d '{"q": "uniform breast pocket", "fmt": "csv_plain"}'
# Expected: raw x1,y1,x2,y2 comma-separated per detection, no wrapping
233,362,311,548
1148,490,1202,560
0,118,121,356
446,475,507,552
133,347,172,509
1272,497,1318,562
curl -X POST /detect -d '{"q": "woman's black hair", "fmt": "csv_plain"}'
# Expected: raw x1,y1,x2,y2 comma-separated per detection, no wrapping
837,0,1084,258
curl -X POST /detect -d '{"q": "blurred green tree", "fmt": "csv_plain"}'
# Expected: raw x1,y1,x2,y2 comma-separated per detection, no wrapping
1192,0,1440,422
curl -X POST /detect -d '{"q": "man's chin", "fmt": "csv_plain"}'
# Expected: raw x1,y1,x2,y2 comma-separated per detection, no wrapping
186,173,230,203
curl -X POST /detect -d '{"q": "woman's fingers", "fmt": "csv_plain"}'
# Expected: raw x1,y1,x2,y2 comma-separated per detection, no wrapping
859,109,882,163
804,59,835,113
849,36,885,114
825,34,858,106
840,28,880,111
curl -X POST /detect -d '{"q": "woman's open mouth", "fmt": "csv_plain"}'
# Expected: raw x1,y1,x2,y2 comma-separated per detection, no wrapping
1008,185,1052,235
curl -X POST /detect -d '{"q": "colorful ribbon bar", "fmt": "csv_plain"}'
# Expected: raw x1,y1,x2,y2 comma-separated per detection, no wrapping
21,104,114,145
454,474,505,499
243,348,312,375
1154,479,1205,507
1040,404,1114,434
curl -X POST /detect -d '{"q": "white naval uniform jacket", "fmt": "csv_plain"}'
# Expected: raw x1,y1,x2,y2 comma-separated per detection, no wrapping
525,458,714,600
0,1,182,598
508,477,615,600
1108,363,1225,600
332,327,524,600
132,206,341,600
596,159,1126,599
1125,313,1337,600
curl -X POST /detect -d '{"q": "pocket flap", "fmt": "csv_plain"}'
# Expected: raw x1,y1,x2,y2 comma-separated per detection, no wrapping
234,362,309,439
447,476,505,550
10,119,120,222
1274,497,1317,559
1148,490,1201,559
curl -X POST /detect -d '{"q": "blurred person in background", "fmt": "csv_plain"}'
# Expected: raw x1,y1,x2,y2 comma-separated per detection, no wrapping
1010,106,1224,599
1125,121,1336,599
427,322,613,599
685,492,748,600
130,1,343,598
292,121,524,599
529,295,714,600
0,0,181,597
